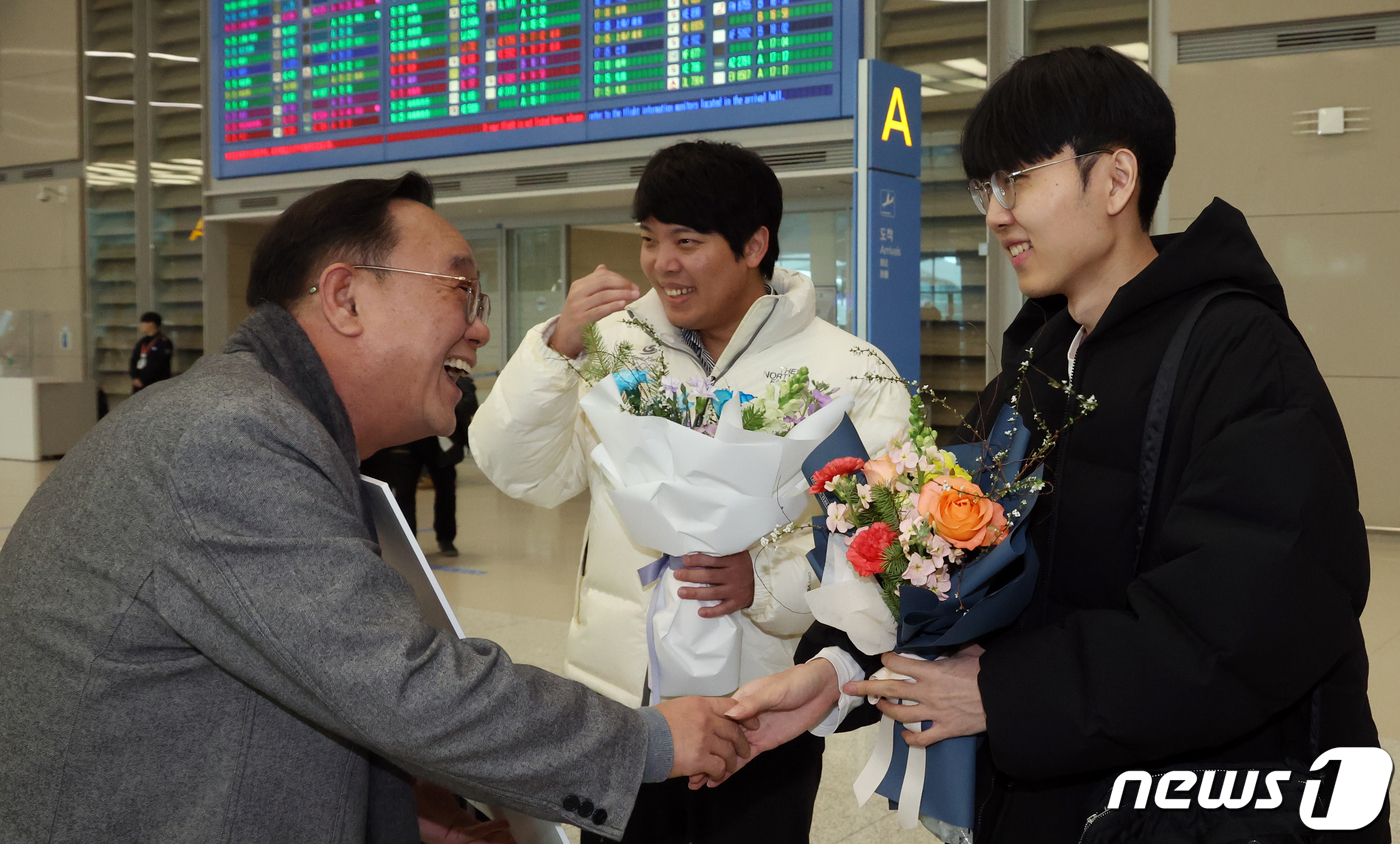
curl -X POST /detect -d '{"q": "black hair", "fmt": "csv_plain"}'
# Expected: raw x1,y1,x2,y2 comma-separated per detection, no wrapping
246,172,436,308
139,311,162,327
632,140,782,278
961,46,1175,231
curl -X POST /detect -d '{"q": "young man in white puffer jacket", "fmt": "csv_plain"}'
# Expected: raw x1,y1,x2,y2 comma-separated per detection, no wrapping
471,141,910,843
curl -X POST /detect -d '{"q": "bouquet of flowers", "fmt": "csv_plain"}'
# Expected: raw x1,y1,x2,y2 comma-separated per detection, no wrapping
795,352,1094,837
575,320,852,700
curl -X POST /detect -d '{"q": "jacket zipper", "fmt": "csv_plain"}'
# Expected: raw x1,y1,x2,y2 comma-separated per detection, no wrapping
626,298,778,383
1032,339,1079,628
975,768,998,836
1079,768,1221,843
710,299,779,381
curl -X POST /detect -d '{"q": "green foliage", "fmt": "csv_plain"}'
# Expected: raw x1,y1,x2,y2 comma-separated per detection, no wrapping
870,484,902,529
778,366,810,404
577,323,640,385
741,402,768,432
882,542,908,579
876,570,904,619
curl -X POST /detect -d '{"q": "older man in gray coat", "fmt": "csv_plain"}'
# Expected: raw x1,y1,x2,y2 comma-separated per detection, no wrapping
0,173,749,843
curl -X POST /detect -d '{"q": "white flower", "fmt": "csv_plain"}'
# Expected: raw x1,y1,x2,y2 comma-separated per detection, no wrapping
856,483,872,508
660,375,682,395
826,502,853,533
686,377,716,399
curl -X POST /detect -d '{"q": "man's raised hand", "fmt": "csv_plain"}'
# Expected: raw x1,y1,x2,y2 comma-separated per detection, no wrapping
548,264,640,359
654,696,755,785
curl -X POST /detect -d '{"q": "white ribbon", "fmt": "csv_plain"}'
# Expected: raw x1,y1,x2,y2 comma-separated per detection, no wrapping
851,661,928,830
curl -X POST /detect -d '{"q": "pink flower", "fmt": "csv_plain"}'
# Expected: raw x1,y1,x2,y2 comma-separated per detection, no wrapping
902,553,939,588
932,568,953,600
826,502,853,533
926,535,959,569
890,441,919,474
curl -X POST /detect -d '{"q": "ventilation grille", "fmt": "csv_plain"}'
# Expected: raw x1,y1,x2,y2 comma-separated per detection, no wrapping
212,140,853,215
515,171,568,187
1179,13,1400,63
762,148,828,168
238,195,279,209
23,166,55,180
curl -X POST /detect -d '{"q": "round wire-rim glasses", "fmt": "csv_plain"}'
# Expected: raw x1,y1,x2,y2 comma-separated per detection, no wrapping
967,149,1113,215
353,265,490,324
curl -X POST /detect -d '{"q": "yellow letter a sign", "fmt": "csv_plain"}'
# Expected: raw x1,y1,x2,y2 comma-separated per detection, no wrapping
881,86,912,146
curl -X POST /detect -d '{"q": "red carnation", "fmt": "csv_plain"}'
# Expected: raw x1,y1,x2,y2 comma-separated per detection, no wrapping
847,522,899,578
809,456,865,494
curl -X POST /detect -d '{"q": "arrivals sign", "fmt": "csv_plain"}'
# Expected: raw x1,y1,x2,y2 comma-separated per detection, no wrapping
856,59,921,381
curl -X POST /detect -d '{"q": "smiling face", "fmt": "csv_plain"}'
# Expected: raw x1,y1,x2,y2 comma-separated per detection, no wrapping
354,200,489,443
638,217,768,338
982,146,1119,301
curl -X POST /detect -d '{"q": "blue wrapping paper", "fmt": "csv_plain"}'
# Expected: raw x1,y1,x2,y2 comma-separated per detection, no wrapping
801,412,869,515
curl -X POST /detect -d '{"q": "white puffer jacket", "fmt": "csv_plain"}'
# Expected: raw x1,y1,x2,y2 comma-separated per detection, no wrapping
470,269,911,706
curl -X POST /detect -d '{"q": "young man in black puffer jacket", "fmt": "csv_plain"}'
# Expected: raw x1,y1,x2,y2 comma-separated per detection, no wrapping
727,45,1388,844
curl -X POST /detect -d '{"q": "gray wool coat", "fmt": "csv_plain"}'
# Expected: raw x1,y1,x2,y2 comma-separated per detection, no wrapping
0,304,668,842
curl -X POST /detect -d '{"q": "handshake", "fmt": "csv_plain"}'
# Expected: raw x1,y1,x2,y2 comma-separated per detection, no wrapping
654,659,845,787
659,645,989,787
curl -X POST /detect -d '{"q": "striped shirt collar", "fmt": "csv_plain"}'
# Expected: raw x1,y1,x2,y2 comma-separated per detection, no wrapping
677,283,774,376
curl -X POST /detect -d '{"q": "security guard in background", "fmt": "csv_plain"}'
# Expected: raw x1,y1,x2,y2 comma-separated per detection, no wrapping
129,311,174,392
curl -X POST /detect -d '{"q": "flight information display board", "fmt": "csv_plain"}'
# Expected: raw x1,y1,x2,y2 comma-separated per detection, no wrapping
213,0,860,178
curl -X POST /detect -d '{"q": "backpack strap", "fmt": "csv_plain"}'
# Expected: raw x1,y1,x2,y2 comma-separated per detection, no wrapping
1134,287,1258,569
1132,285,1324,753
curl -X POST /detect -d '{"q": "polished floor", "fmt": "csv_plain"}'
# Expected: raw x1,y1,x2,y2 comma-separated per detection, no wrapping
2,455,1397,842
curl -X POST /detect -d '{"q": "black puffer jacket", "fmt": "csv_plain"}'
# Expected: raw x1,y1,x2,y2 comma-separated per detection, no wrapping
801,199,1385,842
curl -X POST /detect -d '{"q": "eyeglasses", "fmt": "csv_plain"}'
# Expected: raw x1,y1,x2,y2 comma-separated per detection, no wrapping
353,265,490,324
967,149,1112,215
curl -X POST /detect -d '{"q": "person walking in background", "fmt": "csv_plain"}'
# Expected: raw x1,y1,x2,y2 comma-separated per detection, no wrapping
129,310,173,392
362,379,476,558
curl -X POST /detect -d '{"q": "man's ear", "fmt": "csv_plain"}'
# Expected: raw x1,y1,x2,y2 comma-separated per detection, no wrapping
316,263,364,337
1105,149,1140,219
742,226,770,269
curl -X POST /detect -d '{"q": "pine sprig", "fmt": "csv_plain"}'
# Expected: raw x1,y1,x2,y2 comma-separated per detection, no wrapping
876,567,905,619
741,402,766,431
870,485,902,529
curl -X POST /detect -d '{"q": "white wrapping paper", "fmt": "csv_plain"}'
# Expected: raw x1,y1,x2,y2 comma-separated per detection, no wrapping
805,531,898,656
580,377,854,698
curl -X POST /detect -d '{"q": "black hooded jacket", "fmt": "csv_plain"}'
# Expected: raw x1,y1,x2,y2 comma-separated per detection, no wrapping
800,199,1383,841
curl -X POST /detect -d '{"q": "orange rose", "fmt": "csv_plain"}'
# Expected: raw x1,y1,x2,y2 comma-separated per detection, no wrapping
862,454,899,487
916,475,1008,550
